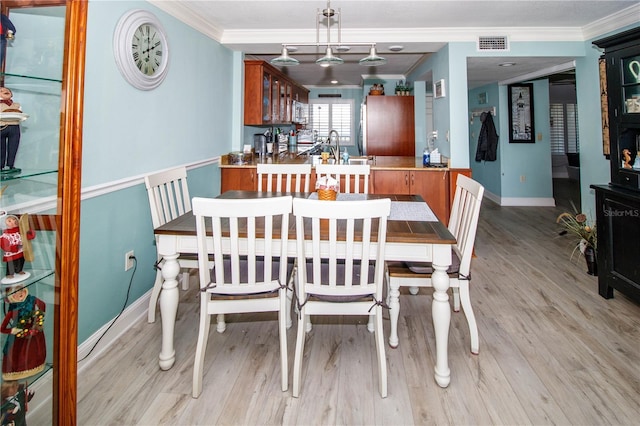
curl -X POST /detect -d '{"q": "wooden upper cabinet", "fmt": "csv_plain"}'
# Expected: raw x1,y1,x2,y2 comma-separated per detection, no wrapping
366,96,415,156
244,60,309,125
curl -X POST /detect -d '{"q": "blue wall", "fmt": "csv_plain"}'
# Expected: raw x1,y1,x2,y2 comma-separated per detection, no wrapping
73,0,640,343
76,0,232,343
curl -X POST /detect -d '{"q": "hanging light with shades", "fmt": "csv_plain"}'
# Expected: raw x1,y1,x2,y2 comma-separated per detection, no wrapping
270,0,386,68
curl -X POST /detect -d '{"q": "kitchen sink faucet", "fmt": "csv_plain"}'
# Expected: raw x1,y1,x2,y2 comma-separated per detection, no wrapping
328,129,340,162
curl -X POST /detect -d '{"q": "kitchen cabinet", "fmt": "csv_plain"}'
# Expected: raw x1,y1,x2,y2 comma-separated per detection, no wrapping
221,167,256,192
1,1,85,423
591,27,640,303
372,169,449,222
244,60,309,126
365,96,415,156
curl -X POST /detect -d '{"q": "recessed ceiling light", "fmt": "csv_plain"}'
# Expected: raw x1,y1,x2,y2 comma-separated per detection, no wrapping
331,80,338,84
389,45,404,52
499,62,516,67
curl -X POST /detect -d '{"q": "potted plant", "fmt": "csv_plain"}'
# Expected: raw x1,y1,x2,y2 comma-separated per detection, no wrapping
395,81,412,96
556,208,598,275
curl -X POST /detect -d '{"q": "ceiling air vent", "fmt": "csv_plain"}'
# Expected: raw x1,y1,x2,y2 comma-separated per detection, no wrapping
477,36,509,52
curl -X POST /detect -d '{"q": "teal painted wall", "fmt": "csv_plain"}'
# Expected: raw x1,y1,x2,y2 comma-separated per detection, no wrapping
76,0,231,343
469,83,502,196
71,0,640,343
499,79,553,199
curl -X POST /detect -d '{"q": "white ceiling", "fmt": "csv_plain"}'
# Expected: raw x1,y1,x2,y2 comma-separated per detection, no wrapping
150,0,640,88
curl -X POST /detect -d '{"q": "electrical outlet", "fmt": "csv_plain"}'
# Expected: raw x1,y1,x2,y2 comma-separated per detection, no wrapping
520,175,526,183
125,250,134,271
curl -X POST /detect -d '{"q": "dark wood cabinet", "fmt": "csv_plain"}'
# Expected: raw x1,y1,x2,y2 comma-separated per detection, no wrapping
365,96,415,156
592,27,640,303
244,60,309,126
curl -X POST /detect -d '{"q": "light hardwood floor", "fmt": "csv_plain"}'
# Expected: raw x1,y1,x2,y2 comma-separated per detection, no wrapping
73,189,640,425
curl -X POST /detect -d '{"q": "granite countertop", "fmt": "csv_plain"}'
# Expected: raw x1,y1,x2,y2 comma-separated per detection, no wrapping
219,151,450,170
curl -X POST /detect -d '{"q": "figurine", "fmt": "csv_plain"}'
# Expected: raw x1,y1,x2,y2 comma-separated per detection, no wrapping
1,215,35,284
1,381,33,426
1,285,46,382
1,14,17,66
622,148,632,169
0,87,24,174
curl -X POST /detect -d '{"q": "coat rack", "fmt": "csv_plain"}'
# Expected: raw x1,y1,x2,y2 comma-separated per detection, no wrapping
470,106,497,124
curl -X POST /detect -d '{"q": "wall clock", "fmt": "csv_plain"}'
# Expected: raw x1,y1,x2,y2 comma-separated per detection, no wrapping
113,9,169,90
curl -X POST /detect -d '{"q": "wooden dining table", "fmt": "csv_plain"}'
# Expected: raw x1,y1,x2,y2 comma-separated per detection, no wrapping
153,190,456,388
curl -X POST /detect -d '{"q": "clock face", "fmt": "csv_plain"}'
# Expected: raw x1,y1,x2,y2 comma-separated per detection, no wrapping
113,10,169,90
132,23,164,76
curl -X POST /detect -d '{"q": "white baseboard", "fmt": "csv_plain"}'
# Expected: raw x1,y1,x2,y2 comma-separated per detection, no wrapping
27,290,151,421
484,190,556,207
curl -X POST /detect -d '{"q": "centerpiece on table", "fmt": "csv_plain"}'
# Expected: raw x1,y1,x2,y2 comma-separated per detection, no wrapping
556,207,598,275
316,175,339,201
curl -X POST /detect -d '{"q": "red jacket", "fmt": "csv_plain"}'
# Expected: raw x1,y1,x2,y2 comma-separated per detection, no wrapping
1,227,35,262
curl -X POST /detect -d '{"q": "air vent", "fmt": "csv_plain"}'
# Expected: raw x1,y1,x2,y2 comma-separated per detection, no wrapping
477,36,509,51
318,94,342,98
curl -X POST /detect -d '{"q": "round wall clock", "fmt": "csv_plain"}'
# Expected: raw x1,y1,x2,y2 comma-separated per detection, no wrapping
113,9,169,90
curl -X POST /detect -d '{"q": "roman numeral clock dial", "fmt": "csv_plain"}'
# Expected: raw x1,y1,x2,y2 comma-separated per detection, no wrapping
113,9,169,90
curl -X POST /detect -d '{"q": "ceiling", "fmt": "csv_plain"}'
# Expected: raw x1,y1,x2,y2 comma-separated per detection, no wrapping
150,0,640,88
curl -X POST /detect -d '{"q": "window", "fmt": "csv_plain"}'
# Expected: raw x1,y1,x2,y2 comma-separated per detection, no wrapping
550,103,579,154
309,99,353,145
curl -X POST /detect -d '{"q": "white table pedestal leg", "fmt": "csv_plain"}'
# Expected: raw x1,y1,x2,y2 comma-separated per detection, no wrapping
388,280,400,348
158,253,180,370
431,263,451,387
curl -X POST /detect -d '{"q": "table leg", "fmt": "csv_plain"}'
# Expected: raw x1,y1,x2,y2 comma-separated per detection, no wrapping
388,279,400,348
431,262,451,387
158,253,180,370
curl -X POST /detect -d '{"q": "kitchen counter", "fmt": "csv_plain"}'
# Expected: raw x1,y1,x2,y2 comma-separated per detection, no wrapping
219,152,450,170
219,151,466,223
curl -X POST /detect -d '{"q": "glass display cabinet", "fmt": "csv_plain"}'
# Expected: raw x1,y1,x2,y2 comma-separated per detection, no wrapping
592,27,640,304
1,0,86,424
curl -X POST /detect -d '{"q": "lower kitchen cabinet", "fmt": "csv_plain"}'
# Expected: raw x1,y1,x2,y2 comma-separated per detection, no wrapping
372,169,450,223
221,168,256,192
219,163,470,225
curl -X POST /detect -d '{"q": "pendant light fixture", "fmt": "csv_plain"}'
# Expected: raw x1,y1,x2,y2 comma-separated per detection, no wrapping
270,0,385,68
359,45,387,66
271,46,300,66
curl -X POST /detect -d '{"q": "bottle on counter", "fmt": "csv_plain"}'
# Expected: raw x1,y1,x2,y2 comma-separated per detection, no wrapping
423,147,430,166
342,148,350,164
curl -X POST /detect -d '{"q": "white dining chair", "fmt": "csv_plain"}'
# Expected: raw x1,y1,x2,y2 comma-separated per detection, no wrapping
257,163,312,192
315,163,370,194
292,197,391,398
191,195,293,398
145,166,200,323
386,174,485,354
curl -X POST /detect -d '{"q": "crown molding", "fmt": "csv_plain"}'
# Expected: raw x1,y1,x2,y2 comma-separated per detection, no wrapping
147,0,224,41
148,0,638,48
582,3,640,40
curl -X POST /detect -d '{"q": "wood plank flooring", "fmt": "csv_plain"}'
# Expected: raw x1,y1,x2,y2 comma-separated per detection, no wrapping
72,184,640,425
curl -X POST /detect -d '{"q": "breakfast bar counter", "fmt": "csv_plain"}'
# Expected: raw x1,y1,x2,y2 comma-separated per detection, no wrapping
219,153,469,222
218,152,449,170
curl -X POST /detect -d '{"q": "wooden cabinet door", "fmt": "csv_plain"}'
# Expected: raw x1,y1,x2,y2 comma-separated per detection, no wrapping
366,96,415,156
221,168,256,192
449,168,472,207
411,170,450,223
371,170,411,194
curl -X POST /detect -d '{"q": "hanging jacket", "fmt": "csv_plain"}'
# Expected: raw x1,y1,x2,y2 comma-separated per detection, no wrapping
475,111,498,162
